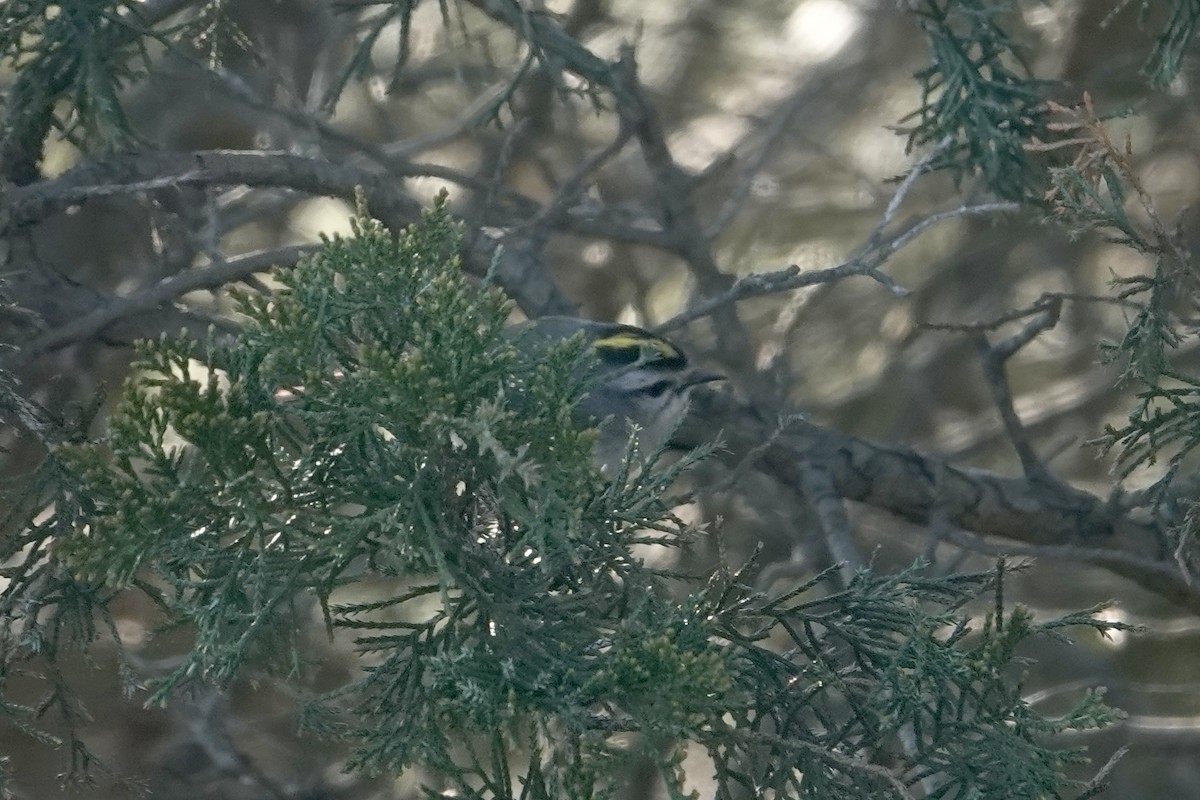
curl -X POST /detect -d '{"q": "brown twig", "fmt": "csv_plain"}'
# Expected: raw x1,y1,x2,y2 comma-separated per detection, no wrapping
676,388,1200,613
972,296,1064,483
12,245,317,363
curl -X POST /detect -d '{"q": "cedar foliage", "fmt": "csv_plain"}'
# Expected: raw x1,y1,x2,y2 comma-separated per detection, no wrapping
5,196,1128,798
7,0,1200,797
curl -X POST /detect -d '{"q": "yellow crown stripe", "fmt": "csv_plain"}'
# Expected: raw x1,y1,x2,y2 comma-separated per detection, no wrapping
594,332,681,360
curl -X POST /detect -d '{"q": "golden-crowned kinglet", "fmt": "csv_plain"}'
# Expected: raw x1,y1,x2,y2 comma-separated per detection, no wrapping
516,316,722,471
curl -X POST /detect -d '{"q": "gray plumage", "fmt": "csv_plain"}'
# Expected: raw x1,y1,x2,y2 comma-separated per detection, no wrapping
514,317,721,471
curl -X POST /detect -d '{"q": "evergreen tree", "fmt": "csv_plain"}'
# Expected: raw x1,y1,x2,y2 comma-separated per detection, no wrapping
4,0,1200,797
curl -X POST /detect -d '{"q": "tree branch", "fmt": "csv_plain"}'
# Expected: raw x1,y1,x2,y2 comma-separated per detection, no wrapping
0,0,202,184
678,388,1199,613
10,245,317,364
973,295,1063,484
1,150,576,353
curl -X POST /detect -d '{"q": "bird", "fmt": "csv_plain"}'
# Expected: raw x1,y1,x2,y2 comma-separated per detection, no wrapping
515,316,723,472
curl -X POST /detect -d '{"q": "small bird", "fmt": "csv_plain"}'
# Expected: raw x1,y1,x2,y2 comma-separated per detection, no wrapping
516,316,723,471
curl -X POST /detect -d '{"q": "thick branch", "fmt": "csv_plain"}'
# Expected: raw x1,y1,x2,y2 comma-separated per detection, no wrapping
678,389,1198,613
0,0,202,184
1,150,575,357
2,150,424,233
9,245,317,365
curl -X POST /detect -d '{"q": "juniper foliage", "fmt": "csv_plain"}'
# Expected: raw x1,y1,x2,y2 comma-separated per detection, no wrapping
906,0,1200,583
904,0,1066,201
1141,0,1200,87
0,196,1130,798
10,0,1200,795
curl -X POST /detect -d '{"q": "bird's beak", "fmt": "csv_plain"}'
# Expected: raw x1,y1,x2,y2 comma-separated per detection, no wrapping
684,369,725,388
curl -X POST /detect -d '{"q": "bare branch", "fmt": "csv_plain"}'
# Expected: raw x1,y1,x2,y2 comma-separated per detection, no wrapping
705,89,813,240
12,245,316,364
973,295,1063,483
797,455,862,588
2,149,576,321
678,388,1200,614
884,135,955,227
659,195,1019,335
884,201,1021,256
523,123,635,235
602,46,762,385
3,150,423,233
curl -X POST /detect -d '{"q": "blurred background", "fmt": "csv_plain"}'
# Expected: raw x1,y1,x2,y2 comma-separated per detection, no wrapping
2,0,1200,797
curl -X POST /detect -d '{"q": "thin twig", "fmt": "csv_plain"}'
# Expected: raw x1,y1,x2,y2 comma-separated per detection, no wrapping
524,123,635,234
973,296,1063,483
15,245,315,361
659,199,1018,334
705,91,813,239
940,525,1188,585
796,454,861,588
196,59,517,196
925,291,1136,332
883,134,955,228
724,414,803,492
883,201,1021,256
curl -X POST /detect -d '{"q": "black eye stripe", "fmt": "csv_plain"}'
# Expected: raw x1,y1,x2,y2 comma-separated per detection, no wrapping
594,346,638,366
596,347,685,369
636,379,674,397
592,328,686,366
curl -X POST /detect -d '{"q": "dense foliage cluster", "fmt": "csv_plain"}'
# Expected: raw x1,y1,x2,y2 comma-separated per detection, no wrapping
9,0,1200,797
1,196,1127,798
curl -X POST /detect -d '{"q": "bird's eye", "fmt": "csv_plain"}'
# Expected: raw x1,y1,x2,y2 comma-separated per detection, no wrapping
638,380,673,398
598,346,641,366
